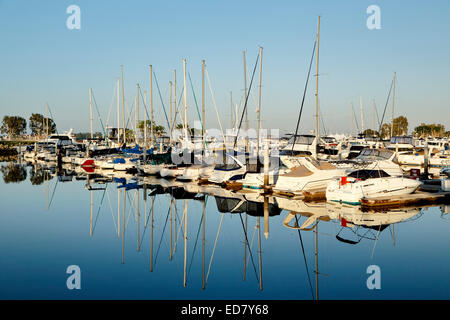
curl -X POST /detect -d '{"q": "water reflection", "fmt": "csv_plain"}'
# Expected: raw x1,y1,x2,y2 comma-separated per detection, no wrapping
1,162,27,183
1,160,446,299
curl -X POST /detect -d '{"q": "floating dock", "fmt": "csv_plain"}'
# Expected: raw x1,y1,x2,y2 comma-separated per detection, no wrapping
361,191,450,209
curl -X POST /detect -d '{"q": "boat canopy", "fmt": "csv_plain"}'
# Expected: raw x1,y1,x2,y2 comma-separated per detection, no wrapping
113,158,126,164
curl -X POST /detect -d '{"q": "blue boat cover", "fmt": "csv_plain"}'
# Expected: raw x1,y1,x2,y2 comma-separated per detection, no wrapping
113,158,126,164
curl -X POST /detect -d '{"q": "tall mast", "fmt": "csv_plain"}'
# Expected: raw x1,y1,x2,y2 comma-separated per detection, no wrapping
174,70,177,144
315,16,321,155
149,65,154,146
117,78,120,145
89,88,93,139
230,91,233,129
144,90,147,161
360,96,364,134
243,50,249,152
183,59,188,142
202,60,206,147
46,103,49,137
391,72,396,138
121,65,126,143
136,84,139,144
257,46,263,156
169,81,173,145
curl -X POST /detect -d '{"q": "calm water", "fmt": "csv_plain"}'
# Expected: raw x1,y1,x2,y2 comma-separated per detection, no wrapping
1,161,449,300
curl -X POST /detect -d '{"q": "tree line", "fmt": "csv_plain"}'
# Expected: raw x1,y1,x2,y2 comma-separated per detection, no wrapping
1,114,56,139
361,116,449,139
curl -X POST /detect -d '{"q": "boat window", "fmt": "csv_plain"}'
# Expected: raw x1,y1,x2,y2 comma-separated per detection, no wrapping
347,170,390,179
279,149,312,156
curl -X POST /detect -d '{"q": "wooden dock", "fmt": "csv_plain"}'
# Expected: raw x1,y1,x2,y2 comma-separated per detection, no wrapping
361,191,450,209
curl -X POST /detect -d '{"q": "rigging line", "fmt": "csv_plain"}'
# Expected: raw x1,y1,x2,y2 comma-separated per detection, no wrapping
187,212,204,278
377,78,394,140
125,190,136,229
138,196,153,251
124,98,136,135
370,224,383,259
188,72,209,150
153,71,170,129
187,73,204,131
47,178,59,209
244,217,257,270
373,100,381,130
105,187,118,233
104,81,118,131
170,85,185,139
138,87,158,143
351,104,360,133
154,206,171,264
46,103,59,135
91,91,108,142
233,52,260,150
238,213,259,283
292,40,316,153
92,186,107,234
294,215,315,300
206,212,225,283
175,203,185,247
319,104,327,137
205,67,226,144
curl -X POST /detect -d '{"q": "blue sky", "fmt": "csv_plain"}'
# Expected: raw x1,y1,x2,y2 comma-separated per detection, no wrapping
0,0,449,135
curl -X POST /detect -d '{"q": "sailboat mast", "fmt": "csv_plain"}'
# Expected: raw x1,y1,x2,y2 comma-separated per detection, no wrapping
202,60,206,147
136,84,140,144
117,78,120,145
183,59,188,142
257,46,263,156
144,90,147,161
230,91,233,130
243,51,249,152
174,70,177,145
360,96,364,134
89,88,93,139
315,16,321,154
46,103,49,137
121,65,126,143
150,65,154,146
169,81,173,145
391,72,396,138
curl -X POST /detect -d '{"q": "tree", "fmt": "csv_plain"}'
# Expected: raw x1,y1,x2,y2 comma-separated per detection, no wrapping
413,123,445,138
1,116,27,139
362,129,379,137
1,163,27,183
380,123,391,140
29,113,56,136
392,116,408,136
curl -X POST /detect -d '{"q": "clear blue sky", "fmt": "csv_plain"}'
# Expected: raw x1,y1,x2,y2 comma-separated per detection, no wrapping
1,0,449,135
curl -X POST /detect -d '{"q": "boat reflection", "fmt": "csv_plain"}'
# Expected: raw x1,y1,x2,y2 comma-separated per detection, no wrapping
11,160,434,298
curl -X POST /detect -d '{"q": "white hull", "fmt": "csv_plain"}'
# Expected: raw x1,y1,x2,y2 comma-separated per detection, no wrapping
177,165,214,182
159,166,184,178
326,176,422,205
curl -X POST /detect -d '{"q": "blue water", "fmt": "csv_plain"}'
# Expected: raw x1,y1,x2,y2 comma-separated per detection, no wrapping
0,161,449,300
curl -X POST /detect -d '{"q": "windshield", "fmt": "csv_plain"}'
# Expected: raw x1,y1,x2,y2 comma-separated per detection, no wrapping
357,148,394,160
288,135,315,145
390,136,414,145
